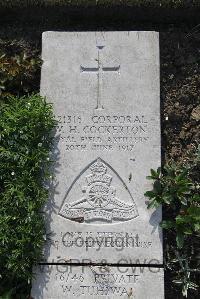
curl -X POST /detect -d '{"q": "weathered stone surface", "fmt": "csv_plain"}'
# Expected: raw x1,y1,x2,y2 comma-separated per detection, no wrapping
40,31,162,264
31,264,164,299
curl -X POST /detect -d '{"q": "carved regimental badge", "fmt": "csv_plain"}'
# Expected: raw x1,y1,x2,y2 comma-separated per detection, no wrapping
59,158,138,223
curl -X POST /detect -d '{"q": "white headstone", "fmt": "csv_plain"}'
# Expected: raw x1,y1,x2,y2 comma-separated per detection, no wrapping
31,31,164,298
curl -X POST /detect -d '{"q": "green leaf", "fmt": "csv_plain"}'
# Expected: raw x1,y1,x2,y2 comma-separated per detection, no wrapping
144,191,156,198
176,215,190,224
173,280,183,285
160,220,175,229
179,197,188,206
153,180,162,193
150,168,159,179
146,175,153,180
183,227,193,235
188,206,200,219
194,223,200,232
176,232,184,249
162,194,173,204
157,167,161,176
188,282,199,289
0,290,13,299
192,194,200,202
147,199,160,209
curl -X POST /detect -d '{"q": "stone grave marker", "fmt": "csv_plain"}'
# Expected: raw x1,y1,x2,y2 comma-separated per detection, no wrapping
31,31,164,298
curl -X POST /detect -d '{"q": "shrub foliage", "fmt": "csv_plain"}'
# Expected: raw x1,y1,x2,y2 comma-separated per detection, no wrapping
0,94,56,298
145,149,200,297
0,0,200,8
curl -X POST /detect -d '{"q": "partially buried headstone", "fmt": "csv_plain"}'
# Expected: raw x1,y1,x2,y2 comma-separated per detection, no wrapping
31,31,164,298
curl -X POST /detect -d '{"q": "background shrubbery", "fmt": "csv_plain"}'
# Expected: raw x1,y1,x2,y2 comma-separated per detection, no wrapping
0,42,41,101
145,149,200,297
0,0,200,8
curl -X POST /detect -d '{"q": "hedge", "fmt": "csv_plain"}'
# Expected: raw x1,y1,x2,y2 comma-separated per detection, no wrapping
0,0,200,8
0,94,56,298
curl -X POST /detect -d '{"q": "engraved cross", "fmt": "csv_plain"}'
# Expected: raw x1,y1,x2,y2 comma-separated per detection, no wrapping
80,46,120,110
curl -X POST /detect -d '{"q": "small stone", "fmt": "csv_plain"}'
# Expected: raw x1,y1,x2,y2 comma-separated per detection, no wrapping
175,102,179,107
191,105,200,121
180,130,186,139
